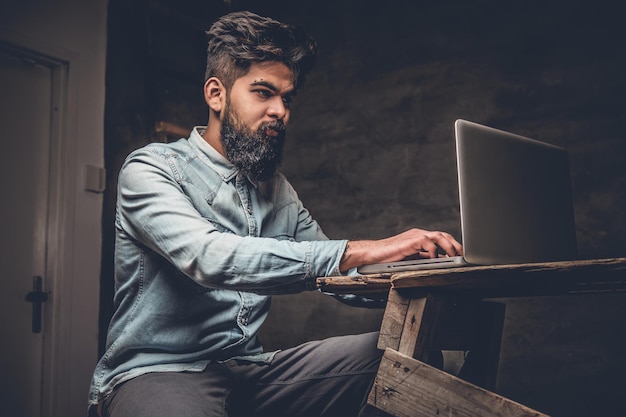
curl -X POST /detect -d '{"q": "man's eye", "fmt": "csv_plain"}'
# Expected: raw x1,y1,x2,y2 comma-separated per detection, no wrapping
282,96,293,106
255,90,272,98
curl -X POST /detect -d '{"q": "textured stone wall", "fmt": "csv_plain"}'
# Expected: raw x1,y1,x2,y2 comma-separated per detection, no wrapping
103,1,626,415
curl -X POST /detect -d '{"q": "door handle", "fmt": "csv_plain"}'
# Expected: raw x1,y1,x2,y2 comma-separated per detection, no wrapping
25,275,48,333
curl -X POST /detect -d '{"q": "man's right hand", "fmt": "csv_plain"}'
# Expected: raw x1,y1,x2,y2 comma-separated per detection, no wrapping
339,228,463,273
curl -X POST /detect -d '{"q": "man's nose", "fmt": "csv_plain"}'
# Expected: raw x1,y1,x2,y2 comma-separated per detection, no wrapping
267,96,288,119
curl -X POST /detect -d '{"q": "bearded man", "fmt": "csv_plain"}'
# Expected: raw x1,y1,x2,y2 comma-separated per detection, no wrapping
89,11,462,417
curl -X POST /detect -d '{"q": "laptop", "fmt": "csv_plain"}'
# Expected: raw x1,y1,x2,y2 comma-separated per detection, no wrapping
357,119,578,274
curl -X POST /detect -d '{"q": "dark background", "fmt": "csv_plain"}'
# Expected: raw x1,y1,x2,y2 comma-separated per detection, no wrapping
101,0,626,415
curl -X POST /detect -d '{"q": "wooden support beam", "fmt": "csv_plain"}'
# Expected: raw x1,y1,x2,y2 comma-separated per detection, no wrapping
397,294,442,359
377,289,410,351
368,349,549,417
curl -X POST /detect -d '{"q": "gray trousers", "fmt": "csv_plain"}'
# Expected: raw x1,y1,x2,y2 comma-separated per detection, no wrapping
102,332,382,417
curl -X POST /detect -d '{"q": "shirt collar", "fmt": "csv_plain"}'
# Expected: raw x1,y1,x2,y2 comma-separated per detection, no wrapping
188,126,239,182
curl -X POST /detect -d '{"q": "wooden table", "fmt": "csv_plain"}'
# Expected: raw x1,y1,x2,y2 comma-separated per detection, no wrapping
317,258,626,417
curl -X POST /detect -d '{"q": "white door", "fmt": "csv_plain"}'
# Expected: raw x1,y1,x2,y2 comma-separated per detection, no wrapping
0,46,56,417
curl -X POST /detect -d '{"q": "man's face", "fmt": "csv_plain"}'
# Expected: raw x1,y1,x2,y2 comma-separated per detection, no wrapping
220,62,295,181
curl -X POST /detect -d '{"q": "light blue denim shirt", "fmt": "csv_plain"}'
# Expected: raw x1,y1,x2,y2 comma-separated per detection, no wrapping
89,127,350,407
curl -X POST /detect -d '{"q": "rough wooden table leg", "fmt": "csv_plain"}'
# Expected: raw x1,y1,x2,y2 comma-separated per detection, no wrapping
370,290,511,416
397,293,452,360
378,290,449,360
377,289,411,352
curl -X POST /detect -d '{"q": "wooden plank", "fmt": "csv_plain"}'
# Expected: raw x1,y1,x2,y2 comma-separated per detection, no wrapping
378,290,410,351
397,294,446,359
316,274,392,294
318,258,626,297
396,296,428,357
390,258,626,297
368,349,550,417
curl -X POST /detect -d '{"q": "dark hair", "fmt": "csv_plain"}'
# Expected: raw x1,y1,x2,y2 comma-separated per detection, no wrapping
205,11,317,90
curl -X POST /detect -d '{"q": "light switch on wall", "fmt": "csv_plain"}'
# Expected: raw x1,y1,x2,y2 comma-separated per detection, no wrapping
84,164,106,193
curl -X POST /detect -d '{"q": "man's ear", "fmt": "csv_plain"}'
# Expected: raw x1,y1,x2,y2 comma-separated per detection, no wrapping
204,77,225,113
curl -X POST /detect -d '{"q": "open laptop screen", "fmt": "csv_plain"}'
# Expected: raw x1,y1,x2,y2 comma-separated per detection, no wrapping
456,119,577,265
356,120,577,275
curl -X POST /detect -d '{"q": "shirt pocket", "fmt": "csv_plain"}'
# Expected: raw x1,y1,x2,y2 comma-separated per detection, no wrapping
261,201,298,241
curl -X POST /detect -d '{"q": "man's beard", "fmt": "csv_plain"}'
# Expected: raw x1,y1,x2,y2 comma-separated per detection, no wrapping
220,107,286,182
